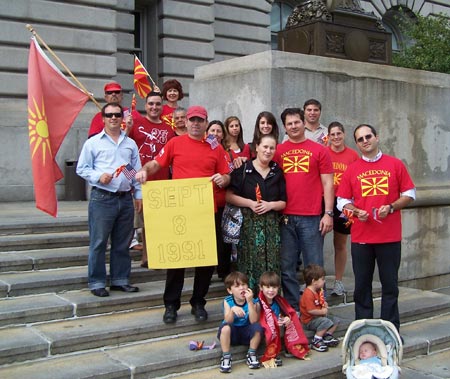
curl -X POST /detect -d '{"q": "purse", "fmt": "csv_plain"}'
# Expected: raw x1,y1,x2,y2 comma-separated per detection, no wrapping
221,203,243,244
221,162,247,244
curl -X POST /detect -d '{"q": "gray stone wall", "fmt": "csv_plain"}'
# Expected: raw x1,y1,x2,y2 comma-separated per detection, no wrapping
0,0,135,201
189,50,450,285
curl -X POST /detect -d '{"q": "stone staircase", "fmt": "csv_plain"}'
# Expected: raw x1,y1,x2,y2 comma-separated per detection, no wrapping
0,202,449,378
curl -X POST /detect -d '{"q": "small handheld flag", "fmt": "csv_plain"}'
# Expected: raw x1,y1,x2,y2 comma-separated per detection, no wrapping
114,164,137,180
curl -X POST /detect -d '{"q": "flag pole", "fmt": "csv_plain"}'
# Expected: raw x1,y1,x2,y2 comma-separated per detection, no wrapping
26,24,102,111
135,55,157,89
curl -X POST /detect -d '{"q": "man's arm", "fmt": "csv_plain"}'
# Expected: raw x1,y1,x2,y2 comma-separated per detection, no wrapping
319,172,334,236
135,160,161,183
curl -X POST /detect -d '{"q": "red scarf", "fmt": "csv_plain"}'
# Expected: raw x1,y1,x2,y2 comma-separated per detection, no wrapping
258,292,310,362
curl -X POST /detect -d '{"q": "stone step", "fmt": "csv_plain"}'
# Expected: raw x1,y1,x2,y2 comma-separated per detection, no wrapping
1,299,449,379
0,230,90,252
402,348,450,378
0,276,225,327
0,286,449,368
0,219,88,236
0,246,143,273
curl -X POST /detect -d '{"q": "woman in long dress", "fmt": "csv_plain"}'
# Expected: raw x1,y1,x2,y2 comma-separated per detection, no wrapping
226,134,286,293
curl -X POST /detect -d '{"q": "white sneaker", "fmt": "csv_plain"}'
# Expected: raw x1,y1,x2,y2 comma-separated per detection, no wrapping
331,280,346,296
220,354,232,373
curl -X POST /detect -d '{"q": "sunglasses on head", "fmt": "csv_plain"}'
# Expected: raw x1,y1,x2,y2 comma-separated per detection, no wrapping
105,90,121,95
356,134,374,143
104,112,123,118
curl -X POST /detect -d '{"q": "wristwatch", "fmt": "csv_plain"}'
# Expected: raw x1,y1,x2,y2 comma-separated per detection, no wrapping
325,210,334,217
389,204,394,214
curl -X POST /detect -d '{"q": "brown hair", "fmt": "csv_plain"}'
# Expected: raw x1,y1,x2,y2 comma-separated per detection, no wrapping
224,271,248,289
303,264,326,286
224,116,245,151
162,79,184,101
259,271,281,287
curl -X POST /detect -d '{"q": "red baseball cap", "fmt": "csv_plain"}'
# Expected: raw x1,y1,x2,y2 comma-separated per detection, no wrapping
186,105,208,120
104,82,122,92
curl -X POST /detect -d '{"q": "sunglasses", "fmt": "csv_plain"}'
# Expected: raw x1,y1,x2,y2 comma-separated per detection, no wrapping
104,112,123,118
356,134,374,143
105,91,121,95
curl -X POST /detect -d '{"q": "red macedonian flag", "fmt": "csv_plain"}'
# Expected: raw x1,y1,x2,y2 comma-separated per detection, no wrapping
133,55,152,98
28,37,89,217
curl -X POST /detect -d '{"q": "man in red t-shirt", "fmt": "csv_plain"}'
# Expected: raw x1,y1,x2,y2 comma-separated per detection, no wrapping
337,124,415,332
136,105,231,325
274,108,334,311
88,82,133,138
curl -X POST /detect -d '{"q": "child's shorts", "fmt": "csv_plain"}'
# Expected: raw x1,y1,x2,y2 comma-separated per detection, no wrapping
217,322,263,346
304,315,339,333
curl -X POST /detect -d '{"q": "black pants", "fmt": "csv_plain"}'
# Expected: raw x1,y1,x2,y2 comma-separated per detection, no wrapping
351,242,401,331
163,265,214,310
215,207,232,279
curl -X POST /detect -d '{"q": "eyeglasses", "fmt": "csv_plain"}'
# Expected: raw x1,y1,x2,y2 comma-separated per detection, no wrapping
356,134,374,143
105,91,122,95
104,112,123,118
147,102,162,106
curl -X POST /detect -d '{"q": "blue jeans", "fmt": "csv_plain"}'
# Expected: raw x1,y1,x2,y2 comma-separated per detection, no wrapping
88,188,134,290
280,215,324,310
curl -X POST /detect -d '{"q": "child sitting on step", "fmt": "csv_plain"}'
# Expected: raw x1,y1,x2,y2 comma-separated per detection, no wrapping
217,271,263,373
258,271,310,367
300,264,340,352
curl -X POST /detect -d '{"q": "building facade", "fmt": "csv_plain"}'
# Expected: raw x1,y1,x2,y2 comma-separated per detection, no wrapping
0,0,448,201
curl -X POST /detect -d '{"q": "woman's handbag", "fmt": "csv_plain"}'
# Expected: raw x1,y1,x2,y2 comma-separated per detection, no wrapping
221,162,247,244
221,203,243,244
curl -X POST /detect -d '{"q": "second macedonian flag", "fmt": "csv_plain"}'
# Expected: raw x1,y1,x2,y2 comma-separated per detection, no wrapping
28,37,89,217
133,55,152,98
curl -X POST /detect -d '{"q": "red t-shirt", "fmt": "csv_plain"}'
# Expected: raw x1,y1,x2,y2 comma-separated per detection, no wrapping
128,113,175,181
88,107,130,137
228,144,251,161
160,104,176,131
328,146,359,192
300,287,323,325
155,134,232,210
337,154,415,243
275,139,333,215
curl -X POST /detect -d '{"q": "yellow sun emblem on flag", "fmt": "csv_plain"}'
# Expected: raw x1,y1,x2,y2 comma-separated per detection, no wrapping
28,97,52,165
283,155,309,173
361,176,389,196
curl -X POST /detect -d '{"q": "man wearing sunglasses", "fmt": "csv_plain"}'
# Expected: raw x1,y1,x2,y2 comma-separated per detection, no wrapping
336,124,416,332
77,103,142,297
88,82,133,137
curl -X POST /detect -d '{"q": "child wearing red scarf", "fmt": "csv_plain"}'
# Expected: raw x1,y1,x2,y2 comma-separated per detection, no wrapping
258,271,310,367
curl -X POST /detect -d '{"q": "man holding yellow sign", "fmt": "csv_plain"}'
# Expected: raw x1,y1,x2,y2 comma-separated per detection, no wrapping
136,105,231,324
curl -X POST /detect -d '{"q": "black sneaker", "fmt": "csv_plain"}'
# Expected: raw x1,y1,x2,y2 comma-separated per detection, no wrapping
323,333,339,347
275,356,283,366
163,305,177,324
191,304,208,322
311,338,328,352
219,354,232,373
246,352,260,369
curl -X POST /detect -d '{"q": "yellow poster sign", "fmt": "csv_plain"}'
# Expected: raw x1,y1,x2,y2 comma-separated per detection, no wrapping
142,177,217,269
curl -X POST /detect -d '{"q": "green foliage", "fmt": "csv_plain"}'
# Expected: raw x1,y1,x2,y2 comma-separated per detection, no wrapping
392,13,450,74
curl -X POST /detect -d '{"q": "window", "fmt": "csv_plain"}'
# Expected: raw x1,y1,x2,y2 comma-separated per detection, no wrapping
271,1,297,49
382,7,416,52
